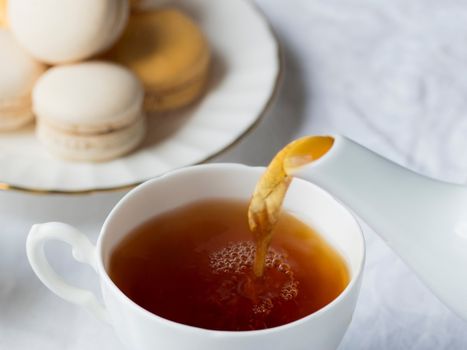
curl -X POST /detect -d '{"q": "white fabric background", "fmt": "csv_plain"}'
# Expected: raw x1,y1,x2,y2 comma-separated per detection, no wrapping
2,0,467,348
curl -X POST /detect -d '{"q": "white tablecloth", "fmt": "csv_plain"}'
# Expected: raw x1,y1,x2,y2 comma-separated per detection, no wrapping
2,0,467,348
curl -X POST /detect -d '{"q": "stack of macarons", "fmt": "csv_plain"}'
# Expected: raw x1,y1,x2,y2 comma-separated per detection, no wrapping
0,0,210,162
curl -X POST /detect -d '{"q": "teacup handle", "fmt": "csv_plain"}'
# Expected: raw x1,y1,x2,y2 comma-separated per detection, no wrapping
26,222,109,323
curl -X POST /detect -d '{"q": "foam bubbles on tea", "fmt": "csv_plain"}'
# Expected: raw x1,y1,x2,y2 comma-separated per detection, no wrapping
209,241,299,320
209,241,255,274
109,199,349,331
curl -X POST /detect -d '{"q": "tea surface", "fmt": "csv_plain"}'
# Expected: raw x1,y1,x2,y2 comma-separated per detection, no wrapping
109,199,348,331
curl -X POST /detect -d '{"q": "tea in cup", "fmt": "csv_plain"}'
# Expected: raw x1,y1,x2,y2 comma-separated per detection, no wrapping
27,164,364,350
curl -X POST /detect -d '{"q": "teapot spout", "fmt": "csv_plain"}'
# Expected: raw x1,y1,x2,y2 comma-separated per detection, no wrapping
292,135,467,320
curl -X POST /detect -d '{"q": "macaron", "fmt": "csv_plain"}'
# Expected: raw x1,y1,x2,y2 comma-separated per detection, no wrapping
0,29,46,131
33,62,146,162
0,0,7,27
107,8,210,113
8,0,129,64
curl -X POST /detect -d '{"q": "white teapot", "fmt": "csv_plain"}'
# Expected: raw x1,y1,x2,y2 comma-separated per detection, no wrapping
293,135,467,320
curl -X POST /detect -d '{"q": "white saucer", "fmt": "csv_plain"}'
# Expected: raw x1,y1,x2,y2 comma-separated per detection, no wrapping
0,0,280,193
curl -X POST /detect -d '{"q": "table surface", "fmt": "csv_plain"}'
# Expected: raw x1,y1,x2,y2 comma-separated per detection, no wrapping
2,0,467,348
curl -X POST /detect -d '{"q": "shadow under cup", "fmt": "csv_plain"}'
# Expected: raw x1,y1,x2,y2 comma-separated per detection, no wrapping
98,164,365,350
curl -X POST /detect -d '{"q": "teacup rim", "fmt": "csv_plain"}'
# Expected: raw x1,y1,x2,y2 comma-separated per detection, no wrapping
96,163,366,336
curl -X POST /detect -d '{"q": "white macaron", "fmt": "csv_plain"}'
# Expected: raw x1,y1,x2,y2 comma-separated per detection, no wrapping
0,29,46,131
33,61,146,162
8,0,129,64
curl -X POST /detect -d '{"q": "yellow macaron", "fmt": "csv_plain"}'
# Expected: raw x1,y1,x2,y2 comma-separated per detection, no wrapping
107,8,210,113
0,0,7,27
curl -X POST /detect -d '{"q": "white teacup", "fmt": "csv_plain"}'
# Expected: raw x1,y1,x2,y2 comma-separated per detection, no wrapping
27,164,365,350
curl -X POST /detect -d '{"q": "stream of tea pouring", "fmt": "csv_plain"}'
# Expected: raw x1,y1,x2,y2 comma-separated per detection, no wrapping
248,136,334,277
250,135,467,321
